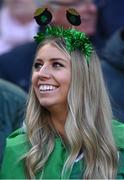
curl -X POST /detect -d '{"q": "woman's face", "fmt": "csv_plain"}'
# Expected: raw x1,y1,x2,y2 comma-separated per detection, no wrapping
5,0,36,21
32,43,71,111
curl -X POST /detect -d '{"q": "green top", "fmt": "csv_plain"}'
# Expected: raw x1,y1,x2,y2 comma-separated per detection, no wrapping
0,120,124,179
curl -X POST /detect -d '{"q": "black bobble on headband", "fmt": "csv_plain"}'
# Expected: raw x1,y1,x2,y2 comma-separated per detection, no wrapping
34,7,81,27
34,7,52,26
66,8,81,26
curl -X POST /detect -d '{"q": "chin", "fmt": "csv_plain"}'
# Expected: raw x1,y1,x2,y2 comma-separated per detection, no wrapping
86,28,96,36
40,100,55,109
79,26,96,36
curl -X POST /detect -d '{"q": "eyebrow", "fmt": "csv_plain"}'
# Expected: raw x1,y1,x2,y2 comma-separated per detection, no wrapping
35,58,68,63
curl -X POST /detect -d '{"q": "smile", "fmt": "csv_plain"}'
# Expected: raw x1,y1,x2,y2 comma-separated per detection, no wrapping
39,84,58,92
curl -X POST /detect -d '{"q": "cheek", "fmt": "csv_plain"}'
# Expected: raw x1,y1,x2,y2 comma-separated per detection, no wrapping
32,72,37,85
31,74,37,94
62,72,71,91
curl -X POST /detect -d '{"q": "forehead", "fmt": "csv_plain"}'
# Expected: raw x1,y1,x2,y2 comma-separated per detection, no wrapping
49,0,93,6
36,43,70,61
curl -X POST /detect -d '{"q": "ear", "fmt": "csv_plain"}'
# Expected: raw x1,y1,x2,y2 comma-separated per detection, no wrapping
66,8,81,26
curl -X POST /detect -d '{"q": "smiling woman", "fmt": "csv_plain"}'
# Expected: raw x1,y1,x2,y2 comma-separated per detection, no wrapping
32,43,71,114
0,16,124,180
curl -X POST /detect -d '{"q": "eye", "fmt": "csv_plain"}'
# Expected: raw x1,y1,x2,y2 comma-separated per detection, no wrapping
33,62,42,70
53,62,64,68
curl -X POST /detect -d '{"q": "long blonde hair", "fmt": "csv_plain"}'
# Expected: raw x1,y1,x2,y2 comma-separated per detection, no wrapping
25,37,118,179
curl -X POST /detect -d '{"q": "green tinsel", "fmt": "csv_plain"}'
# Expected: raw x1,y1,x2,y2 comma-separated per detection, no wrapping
34,26,93,64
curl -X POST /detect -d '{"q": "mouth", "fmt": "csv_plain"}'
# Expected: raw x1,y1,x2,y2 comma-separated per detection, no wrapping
39,84,59,93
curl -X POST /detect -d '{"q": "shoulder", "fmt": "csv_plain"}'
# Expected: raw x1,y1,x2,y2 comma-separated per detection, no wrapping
2,128,29,161
0,128,29,178
117,150,124,178
111,120,124,178
112,120,124,177
5,128,29,152
0,79,27,98
0,42,37,63
112,120,124,150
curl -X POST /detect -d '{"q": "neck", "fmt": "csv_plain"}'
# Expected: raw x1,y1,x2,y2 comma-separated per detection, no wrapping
49,105,68,138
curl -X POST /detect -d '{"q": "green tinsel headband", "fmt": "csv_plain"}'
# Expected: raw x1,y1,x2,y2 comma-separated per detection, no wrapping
34,7,93,64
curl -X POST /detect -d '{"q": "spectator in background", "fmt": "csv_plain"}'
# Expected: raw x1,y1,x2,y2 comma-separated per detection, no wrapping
0,0,38,54
101,28,124,123
50,0,98,37
94,0,124,51
0,0,3,9
0,42,37,92
0,79,27,167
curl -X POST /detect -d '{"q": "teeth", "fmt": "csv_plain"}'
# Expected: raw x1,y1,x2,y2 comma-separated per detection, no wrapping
39,85,57,91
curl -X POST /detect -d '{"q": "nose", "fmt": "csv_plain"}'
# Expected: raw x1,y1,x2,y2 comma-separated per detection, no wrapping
84,0,97,13
88,3,97,13
38,65,51,79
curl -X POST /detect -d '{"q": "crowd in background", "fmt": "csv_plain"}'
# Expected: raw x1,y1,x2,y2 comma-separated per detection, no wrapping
0,0,124,167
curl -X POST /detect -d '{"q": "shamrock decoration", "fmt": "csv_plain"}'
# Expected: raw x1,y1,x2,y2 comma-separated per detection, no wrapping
66,8,81,26
34,7,52,26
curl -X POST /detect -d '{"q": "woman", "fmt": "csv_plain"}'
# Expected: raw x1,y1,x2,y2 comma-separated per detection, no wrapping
0,26,124,179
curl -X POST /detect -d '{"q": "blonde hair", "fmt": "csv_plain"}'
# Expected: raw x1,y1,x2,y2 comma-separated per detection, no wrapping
24,37,118,179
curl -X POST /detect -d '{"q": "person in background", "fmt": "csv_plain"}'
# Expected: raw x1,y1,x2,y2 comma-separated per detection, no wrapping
50,0,97,37
0,7,124,177
0,79,27,166
0,42,37,92
101,28,124,123
94,0,124,50
0,79,27,167
0,0,3,9
0,0,38,54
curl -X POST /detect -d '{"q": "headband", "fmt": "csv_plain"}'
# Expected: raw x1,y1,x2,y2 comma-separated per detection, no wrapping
34,7,93,64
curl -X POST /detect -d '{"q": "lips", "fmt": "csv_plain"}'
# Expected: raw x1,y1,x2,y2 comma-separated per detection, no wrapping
39,84,58,92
